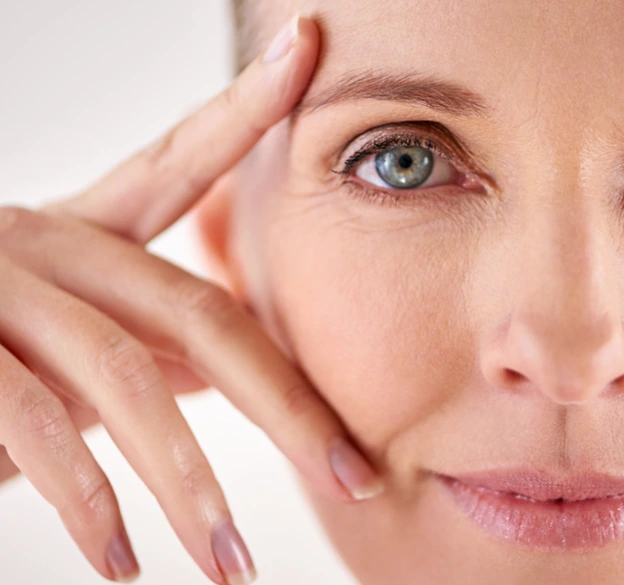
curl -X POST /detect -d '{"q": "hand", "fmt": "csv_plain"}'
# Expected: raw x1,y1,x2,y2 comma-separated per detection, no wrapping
0,14,384,585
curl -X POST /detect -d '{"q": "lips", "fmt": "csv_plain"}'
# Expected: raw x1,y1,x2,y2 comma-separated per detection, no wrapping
445,469,624,502
435,469,624,549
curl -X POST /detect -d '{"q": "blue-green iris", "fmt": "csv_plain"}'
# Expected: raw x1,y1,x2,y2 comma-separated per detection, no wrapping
375,145,434,189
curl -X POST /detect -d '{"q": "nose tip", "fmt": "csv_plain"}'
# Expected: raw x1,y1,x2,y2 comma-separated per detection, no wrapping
483,309,624,404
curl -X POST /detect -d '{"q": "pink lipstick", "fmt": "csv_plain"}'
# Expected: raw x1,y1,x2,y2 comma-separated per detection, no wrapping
436,470,624,550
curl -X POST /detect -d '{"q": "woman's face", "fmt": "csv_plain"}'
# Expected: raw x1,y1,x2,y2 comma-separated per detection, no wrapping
197,0,624,583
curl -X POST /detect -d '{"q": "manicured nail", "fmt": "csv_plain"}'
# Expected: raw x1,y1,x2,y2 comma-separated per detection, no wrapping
106,528,140,583
329,437,385,501
211,519,257,585
263,14,301,63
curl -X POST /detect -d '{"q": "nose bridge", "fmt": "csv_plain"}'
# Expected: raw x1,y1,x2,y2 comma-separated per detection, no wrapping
484,172,624,404
523,188,610,326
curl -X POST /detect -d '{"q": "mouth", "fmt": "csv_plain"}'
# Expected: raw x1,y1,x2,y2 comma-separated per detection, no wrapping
434,469,624,550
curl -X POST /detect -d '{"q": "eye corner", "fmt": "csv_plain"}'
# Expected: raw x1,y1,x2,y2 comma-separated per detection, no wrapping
330,122,497,208
330,166,348,177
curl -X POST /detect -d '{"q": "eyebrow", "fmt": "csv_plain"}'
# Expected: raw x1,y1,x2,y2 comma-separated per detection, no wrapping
292,70,493,121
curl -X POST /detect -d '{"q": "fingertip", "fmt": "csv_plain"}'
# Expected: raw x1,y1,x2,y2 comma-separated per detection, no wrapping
261,13,320,65
291,14,322,92
211,518,257,585
251,13,321,126
279,14,321,105
106,527,141,582
328,436,386,502
296,13,322,65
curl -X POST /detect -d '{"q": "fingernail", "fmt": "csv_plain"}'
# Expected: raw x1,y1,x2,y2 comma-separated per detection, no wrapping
263,13,301,63
106,528,140,583
211,519,257,585
329,437,385,501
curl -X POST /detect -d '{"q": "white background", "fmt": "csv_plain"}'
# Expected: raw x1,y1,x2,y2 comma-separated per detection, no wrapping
0,1,356,584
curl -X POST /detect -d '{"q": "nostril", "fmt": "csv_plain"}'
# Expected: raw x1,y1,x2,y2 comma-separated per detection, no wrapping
499,368,526,390
612,374,624,387
505,369,524,383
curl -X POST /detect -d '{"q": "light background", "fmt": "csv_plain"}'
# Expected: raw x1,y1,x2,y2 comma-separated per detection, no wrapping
0,1,356,583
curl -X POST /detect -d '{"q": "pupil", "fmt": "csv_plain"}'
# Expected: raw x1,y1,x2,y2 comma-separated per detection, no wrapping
374,146,434,189
398,154,413,169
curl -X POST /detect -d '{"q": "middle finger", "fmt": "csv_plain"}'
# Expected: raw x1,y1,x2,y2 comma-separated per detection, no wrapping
1,205,385,502
0,255,255,585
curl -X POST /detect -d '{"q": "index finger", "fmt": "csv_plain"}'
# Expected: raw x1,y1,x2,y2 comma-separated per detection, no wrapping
43,14,319,245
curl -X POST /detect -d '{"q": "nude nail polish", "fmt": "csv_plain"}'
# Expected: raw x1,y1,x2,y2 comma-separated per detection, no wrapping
211,519,257,585
263,14,301,63
106,528,140,583
329,436,385,500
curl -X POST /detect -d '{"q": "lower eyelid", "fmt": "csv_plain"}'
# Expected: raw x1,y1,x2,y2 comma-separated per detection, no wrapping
336,177,494,224
338,177,464,212
331,128,500,201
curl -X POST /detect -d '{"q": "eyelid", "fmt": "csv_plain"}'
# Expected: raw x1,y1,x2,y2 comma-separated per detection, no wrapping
333,121,498,196
336,122,467,175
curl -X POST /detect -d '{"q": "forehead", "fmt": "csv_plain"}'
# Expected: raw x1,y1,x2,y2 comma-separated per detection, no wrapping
265,0,624,127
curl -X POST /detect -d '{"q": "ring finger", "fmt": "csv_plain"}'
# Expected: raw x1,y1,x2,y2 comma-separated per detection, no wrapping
0,256,254,585
0,341,139,582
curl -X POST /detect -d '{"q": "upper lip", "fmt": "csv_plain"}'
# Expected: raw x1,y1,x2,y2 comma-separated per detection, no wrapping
439,469,624,502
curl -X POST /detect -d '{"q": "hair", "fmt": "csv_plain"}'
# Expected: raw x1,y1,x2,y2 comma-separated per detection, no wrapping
230,0,245,72
230,0,292,73
231,0,258,73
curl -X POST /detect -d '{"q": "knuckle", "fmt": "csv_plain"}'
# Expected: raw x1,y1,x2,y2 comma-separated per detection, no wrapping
220,81,261,135
179,463,212,499
19,392,70,446
70,476,117,523
221,79,243,112
172,279,240,332
141,128,204,202
281,380,317,418
94,335,162,400
142,130,180,188
0,205,35,237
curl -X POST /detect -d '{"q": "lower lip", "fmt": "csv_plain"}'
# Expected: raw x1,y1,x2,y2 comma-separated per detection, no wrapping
437,474,624,550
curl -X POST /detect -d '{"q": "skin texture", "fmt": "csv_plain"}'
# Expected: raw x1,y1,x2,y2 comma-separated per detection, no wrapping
195,1,624,583
0,21,385,585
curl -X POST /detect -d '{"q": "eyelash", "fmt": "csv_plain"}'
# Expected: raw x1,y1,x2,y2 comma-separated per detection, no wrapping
334,131,474,208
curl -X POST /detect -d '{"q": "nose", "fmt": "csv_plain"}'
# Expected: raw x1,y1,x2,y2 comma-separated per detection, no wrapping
480,199,624,405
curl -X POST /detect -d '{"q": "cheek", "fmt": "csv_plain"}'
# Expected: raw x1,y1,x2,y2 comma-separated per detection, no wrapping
264,198,476,458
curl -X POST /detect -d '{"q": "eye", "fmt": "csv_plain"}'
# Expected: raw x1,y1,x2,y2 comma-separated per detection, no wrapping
355,144,457,190
334,124,492,208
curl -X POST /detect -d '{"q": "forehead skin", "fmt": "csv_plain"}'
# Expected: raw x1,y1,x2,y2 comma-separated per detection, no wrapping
254,0,624,170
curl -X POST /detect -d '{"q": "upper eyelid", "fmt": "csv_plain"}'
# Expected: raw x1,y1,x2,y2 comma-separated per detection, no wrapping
334,122,476,174
335,130,465,178
332,122,501,197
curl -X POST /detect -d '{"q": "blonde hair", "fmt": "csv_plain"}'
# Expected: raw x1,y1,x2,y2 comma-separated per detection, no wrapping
231,0,260,73
231,0,292,73
231,0,245,71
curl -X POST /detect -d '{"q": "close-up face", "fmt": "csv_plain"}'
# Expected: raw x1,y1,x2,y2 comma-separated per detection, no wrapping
197,1,624,583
